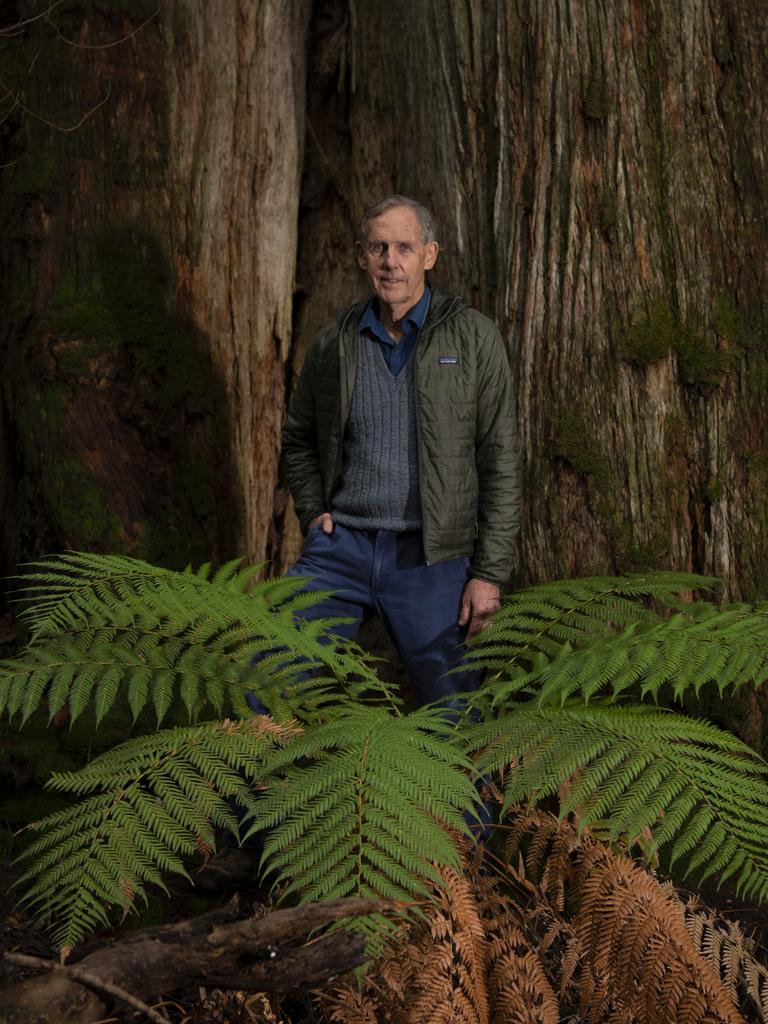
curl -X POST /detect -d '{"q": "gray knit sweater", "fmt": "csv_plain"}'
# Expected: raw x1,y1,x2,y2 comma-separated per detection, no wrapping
331,335,422,530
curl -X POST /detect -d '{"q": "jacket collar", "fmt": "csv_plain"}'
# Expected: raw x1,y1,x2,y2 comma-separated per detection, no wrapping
339,286,467,338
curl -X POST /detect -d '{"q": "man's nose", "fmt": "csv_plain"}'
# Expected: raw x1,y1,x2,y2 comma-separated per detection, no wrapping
381,247,397,267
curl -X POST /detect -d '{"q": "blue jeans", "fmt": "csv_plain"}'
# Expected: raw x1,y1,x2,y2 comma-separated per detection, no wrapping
244,524,492,845
248,524,481,711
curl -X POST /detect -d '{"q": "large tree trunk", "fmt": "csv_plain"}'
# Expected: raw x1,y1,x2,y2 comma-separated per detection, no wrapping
0,0,309,579
4,0,767,591
291,0,768,743
295,0,768,600
2,0,767,735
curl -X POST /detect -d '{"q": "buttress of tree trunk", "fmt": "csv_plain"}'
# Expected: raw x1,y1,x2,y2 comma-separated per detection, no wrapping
165,0,311,566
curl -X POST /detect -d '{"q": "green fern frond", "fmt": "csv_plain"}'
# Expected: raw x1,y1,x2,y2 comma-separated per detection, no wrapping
14,716,294,952
249,705,480,950
2,554,399,727
468,702,768,900
466,572,718,674
477,603,768,710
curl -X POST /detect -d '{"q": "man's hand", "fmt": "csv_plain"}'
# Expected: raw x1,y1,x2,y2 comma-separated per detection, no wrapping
458,578,500,639
309,512,334,535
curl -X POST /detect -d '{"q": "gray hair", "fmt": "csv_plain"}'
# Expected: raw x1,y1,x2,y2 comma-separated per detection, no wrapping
356,195,438,245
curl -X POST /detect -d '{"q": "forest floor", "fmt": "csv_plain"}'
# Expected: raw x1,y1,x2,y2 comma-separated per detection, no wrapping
2,823,768,1024
0,844,327,1023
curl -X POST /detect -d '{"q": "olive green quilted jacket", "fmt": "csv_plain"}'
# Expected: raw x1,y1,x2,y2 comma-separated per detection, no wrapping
282,289,521,586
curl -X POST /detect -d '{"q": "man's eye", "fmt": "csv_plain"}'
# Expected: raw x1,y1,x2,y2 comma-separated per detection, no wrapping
399,244,413,253
371,243,386,255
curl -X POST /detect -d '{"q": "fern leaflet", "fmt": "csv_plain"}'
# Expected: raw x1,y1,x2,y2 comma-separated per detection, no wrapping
249,705,481,951
14,716,294,953
468,702,768,900
466,572,718,674
2,554,399,726
476,604,768,710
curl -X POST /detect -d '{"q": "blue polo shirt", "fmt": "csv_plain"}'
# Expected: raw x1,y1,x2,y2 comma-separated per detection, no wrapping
359,286,431,376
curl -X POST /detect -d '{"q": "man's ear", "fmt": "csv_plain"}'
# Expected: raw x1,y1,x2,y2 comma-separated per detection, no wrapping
424,241,439,270
354,240,367,269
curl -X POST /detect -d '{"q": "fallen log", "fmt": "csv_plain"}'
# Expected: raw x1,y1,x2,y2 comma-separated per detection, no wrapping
0,896,397,1024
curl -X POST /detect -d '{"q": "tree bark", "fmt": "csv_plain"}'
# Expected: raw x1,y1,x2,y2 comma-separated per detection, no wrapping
288,0,768,739
164,0,311,567
3,1,767,593
2,1,768,733
0,0,310,580
294,0,768,602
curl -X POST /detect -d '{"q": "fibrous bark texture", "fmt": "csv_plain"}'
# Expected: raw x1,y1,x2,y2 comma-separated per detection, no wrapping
0,0,309,579
165,0,311,566
2,3,768,629
296,0,768,602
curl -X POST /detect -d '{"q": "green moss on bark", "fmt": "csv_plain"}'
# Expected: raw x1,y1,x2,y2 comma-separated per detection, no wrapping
674,319,737,386
9,224,222,567
618,299,677,366
597,189,619,239
618,523,673,572
618,296,742,385
705,477,725,503
713,290,742,345
583,73,610,121
6,144,57,205
549,410,611,489
48,227,209,409
50,269,119,348
47,458,122,548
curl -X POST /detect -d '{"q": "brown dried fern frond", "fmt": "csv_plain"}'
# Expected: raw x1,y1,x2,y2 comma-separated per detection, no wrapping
473,865,560,1024
319,934,412,1024
502,808,582,913
318,860,489,1024
685,903,768,1022
318,847,562,1024
402,863,489,1024
321,987,382,1024
572,846,745,1024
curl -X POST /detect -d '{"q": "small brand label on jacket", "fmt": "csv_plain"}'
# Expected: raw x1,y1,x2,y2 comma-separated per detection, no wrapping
438,356,459,364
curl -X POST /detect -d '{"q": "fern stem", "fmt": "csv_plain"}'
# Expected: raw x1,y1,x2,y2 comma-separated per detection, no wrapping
486,581,627,682
355,733,372,896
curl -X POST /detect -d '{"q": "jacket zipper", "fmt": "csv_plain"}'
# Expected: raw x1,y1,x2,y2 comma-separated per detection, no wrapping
413,297,462,565
331,305,358,499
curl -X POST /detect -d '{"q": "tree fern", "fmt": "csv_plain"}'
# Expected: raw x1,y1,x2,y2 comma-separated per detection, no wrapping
14,716,295,954
2,553,399,727
6,556,768,959
249,705,481,951
468,703,768,900
472,602,768,710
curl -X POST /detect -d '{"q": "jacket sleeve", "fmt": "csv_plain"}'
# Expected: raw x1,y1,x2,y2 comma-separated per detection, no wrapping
470,321,521,587
281,339,326,534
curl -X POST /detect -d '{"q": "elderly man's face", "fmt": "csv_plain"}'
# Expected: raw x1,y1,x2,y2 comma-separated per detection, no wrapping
355,206,438,319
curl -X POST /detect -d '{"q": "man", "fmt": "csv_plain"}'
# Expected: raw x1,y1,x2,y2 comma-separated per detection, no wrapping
279,195,520,708
196,196,517,887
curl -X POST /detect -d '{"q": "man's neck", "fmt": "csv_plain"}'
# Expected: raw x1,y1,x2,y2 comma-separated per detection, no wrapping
377,290,426,343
